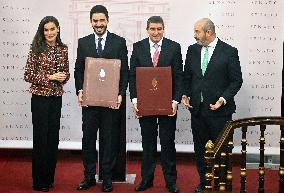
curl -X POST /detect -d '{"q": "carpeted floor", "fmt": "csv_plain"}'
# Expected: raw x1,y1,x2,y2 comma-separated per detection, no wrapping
0,150,278,193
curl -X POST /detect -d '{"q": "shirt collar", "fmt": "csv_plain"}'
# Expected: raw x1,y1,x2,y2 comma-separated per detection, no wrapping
94,31,108,41
149,37,163,48
46,42,58,50
207,37,218,48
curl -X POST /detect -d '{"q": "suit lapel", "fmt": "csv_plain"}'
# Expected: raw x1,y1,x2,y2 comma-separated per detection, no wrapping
101,32,112,58
142,39,152,67
205,39,222,75
88,34,99,57
195,44,202,77
157,38,168,66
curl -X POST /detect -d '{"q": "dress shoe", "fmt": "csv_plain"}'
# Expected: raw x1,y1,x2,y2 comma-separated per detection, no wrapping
47,179,54,188
166,184,180,193
102,180,113,192
195,183,205,193
135,180,153,191
33,186,49,192
76,179,96,190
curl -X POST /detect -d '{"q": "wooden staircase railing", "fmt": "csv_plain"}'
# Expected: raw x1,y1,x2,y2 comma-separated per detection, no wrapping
204,116,284,193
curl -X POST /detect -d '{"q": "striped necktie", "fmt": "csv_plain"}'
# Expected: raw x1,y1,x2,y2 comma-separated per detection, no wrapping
153,43,159,67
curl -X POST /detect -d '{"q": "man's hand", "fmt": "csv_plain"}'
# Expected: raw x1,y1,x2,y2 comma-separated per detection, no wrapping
110,95,122,109
210,98,224,110
168,102,178,116
49,72,67,82
77,90,84,107
133,103,141,119
181,95,193,109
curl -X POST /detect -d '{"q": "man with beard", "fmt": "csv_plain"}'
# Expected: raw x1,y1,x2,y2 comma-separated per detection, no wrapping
74,5,128,192
182,18,242,193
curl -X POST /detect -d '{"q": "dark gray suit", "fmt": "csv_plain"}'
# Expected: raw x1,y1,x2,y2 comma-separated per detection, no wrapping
129,37,183,185
183,39,243,183
74,32,128,181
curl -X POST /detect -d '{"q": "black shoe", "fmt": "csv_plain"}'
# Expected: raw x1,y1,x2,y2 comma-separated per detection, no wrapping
33,186,49,192
166,184,180,193
76,179,96,190
195,183,205,193
47,179,54,188
135,180,153,191
102,180,113,192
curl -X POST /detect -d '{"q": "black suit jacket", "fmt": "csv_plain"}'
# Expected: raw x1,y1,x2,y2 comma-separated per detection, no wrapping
74,32,128,97
184,39,243,116
129,37,183,102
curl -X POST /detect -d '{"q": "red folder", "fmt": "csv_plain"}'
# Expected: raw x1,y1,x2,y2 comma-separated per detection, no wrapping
82,57,121,107
136,66,172,116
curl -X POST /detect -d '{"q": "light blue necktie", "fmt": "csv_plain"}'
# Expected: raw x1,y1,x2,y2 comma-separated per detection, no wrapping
201,46,209,76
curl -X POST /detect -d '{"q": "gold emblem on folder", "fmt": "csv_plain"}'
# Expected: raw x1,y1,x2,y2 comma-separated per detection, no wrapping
99,68,106,81
151,77,158,91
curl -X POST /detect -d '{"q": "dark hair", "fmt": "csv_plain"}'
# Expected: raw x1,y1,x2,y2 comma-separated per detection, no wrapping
90,5,109,20
31,16,66,53
146,16,164,29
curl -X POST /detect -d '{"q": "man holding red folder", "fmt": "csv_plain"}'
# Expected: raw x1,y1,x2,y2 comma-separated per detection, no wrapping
74,5,128,192
129,16,183,193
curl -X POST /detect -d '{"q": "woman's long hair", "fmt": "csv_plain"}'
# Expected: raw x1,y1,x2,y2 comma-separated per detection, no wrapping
31,16,66,53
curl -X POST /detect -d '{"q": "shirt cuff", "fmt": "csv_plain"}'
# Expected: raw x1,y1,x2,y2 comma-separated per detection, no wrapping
172,100,179,104
132,98,137,104
220,97,226,105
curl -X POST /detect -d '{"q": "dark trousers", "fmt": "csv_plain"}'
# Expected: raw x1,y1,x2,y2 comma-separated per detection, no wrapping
81,106,121,181
139,115,177,185
191,103,232,184
31,94,62,187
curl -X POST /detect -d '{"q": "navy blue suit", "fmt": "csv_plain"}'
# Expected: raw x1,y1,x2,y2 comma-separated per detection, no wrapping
129,37,183,185
74,32,128,181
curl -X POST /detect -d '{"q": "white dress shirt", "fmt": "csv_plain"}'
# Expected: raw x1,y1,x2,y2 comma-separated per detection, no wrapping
149,38,163,63
94,31,108,50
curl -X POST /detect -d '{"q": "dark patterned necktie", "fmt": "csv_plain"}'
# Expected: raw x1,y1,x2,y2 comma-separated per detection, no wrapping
97,38,103,56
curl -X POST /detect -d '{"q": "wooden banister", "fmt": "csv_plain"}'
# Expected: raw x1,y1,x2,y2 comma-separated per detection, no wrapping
204,116,284,193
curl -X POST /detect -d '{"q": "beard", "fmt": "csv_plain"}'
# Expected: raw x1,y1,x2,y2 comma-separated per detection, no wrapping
93,25,107,36
195,35,207,46
196,39,203,45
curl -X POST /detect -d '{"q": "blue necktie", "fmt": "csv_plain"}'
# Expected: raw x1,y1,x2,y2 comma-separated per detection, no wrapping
97,38,103,56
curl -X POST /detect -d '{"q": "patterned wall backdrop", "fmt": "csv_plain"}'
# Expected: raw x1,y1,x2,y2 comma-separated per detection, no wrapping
0,0,283,154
